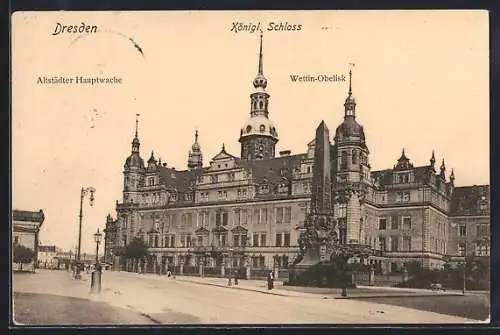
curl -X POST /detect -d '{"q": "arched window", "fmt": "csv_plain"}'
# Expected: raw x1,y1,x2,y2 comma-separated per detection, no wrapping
259,125,265,133
259,101,264,109
352,150,357,164
253,101,257,109
246,125,252,133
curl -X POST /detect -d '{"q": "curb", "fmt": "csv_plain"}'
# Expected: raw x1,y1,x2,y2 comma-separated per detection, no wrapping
176,278,289,297
333,293,464,300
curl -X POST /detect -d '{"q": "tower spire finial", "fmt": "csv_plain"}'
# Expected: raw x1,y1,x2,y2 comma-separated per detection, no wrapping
258,30,263,75
195,128,198,142
348,63,355,96
343,63,356,118
135,113,140,138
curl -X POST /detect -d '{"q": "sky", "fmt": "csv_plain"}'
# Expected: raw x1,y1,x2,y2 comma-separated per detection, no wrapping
12,10,489,253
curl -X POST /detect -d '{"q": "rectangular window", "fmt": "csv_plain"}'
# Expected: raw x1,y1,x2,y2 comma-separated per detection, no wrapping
458,242,466,256
379,236,386,251
233,234,239,247
241,234,248,247
402,216,412,230
284,207,292,223
276,208,284,224
391,236,399,252
253,257,262,268
391,216,399,230
222,212,228,226
477,224,489,236
253,208,260,224
403,192,410,202
475,244,489,256
234,209,240,225
459,225,467,237
197,235,203,246
261,208,267,224
275,233,282,247
186,235,192,247
378,218,387,230
260,234,267,246
241,209,247,225
253,233,259,247
284,233,290,247
403,236,412,251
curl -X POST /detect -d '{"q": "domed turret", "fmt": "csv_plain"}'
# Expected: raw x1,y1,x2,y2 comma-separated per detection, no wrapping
239,32,278,160
188,129,203,169
124,114,145,170
334,67,367,148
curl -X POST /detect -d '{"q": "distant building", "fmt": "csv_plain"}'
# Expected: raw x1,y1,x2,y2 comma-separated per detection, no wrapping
38,245,60,269
12,209,45,271
104,34,490,276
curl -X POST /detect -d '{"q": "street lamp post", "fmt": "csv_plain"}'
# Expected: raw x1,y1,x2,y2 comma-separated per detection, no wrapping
75,186,96,279
95,228,102,265
227,246,233,286
462,243,467,295
68,250,72,272
91,228,103,294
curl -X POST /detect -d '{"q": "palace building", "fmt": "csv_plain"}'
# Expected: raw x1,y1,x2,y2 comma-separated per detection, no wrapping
104,34,490,277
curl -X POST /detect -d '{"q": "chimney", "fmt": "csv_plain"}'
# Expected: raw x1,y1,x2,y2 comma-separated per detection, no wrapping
279,150,291,157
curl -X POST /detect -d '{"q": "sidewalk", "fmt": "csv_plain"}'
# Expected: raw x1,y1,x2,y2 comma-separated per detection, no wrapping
170,274,464,299
173,275,315,298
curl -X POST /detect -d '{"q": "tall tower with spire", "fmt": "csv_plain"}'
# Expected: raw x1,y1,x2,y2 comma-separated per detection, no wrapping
123,114,145,204
333,65,371,244
239,32,279,160
188,129,203,169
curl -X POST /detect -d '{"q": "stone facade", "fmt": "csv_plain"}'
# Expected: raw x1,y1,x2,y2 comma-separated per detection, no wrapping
12,209,45,271
104,36,490,276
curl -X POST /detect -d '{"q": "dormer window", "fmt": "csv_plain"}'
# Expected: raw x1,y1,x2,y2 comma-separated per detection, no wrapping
246,125,252,133
259,125,265,133
258,184,270,194
479,197,488,212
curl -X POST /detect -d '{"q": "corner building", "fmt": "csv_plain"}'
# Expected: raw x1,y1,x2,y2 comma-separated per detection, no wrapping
106,35,490,277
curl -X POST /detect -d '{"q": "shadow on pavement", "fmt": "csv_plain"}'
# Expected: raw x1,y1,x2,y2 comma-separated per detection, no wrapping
13,292,155,325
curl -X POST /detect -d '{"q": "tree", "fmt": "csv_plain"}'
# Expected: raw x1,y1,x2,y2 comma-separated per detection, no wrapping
13,245,34,271
123,237,149,272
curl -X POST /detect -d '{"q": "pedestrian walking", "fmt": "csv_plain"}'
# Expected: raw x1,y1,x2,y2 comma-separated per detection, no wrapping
167,269,172,278
234,270,239,286
270,270,275,289
267,271,273,290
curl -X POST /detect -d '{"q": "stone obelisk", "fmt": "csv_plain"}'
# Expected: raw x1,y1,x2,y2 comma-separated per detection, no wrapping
296,120,337,266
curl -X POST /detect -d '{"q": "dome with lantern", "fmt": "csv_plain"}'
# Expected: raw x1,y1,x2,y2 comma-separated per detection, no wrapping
240,115,279,140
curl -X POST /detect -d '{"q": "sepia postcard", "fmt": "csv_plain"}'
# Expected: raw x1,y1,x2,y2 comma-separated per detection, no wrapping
11,10,490,326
